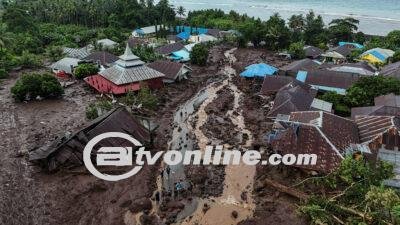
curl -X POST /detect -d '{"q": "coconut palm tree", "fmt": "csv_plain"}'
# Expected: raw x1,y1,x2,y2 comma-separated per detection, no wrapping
176,6,185,17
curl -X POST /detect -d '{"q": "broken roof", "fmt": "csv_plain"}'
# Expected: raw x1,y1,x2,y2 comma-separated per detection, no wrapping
50,57,80,74
29,107,151,171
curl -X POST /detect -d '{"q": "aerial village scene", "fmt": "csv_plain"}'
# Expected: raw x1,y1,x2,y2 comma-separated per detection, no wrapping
2,0,400,225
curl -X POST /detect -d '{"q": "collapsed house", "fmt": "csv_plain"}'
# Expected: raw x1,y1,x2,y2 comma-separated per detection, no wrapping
29,107,152,171
267,111,360,173
354,115,400,187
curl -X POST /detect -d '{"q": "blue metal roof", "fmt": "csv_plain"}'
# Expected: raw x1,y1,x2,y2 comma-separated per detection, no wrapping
171,50,190,61
296,71,308,83
177,31,190,40
240,63,278,78
339,42,364,49
175,26,208,35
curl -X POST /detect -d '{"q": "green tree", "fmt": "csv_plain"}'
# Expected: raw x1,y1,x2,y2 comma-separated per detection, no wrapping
45,46,64,62
264,13,291,50
288,41,305,59
304,11,327,46
345,76,400,107
176,6,185,17
74,63,99,79
386,30,400,50
329,17,359,43
137,84,158,110
190,44,209,66
11,73,64,101
393,50,400,63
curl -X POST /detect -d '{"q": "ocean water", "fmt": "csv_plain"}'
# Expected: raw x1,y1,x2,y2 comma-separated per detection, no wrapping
170,0,400,35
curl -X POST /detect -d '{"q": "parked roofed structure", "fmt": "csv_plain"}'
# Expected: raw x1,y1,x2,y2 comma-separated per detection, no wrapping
304,46,323,59
50,57,80,74
380,61,400,78
83,51,119,67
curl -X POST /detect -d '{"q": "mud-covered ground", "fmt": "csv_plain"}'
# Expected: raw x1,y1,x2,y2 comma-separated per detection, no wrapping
0,45,229,225
0,46,308,225
231,48,307,225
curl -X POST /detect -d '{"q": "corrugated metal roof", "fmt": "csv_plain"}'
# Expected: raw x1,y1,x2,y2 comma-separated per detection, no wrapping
100,65,165,85
63,47,92,59
50,57,80,74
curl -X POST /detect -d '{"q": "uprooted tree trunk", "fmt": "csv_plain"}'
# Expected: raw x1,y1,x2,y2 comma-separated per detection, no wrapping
263,178,373,222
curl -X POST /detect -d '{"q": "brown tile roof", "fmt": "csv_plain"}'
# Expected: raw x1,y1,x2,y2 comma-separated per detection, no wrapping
147,60,186,81
280,58,320,75
261,76,295,95
380,61,400,78
207,29,221,37
268,83,317,117
128,37,149,48
351,94,400,119
155,42,185,55
271,111,359,172
332,45,354,57
355,116,397,143
351,106,400,119
305,69,361,89
304,46,323,59
83,51,119,66
375,93,400,107
28,107,151,171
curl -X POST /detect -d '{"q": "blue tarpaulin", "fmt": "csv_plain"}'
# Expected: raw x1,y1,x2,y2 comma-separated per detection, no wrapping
339,42,364,49
240,63,278,78
296,71,308,82
177,31,190,40
171,50,190,62
175,26,208,35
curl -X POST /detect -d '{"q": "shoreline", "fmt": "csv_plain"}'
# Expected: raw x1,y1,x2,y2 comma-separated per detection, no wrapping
171,1,400,36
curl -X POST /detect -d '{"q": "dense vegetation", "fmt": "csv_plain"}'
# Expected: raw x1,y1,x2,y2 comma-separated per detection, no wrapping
190,44,209,66
299,156,398,224
11,73,64,101
74,63,99,79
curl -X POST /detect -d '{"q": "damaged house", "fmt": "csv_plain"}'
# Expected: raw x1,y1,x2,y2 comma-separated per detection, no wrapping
29,107,151,171
354,115,400,187
268,111,360,173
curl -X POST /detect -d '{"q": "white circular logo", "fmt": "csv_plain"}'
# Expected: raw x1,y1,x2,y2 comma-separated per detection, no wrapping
83,132,143,181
